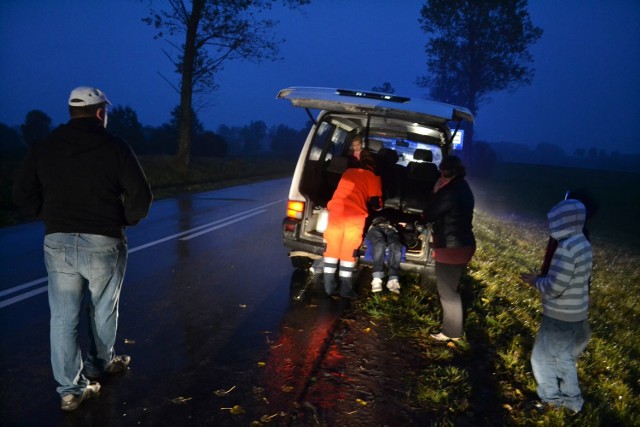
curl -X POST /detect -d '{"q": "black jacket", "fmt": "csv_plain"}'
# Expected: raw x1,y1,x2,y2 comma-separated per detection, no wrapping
12,118,152,239
423,176,475,249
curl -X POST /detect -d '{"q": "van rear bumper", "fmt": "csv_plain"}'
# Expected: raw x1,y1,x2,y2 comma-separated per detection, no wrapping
283,236,326,257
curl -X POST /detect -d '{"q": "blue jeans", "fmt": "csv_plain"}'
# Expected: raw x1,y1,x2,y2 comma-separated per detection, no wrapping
530,315,591,412
366,226,402,280
44,233,128,396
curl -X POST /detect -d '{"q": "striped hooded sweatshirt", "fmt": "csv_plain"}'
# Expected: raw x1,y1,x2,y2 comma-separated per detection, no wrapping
534,199,593,322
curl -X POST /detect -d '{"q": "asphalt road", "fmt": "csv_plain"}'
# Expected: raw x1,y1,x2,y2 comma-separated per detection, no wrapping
0,178,345,426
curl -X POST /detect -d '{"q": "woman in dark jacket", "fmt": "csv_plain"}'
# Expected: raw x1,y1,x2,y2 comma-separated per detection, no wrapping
423,155,475,341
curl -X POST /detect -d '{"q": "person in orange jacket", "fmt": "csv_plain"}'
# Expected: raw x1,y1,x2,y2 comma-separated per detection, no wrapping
323,150,382,298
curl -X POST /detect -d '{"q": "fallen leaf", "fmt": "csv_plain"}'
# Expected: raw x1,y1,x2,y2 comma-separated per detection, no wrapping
213,385,236,396
239,304,247,308
257,361,266,367
259,413,279,423
227,405,245,415
363,327,371,333
503,403,513,411
447,341,456,348
171,396,192,404
355,398,367,406
281,385,294,393
124,338,136,344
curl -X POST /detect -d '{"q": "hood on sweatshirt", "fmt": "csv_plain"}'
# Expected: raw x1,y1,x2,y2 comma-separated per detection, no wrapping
49,118,111,158
547,199,586,241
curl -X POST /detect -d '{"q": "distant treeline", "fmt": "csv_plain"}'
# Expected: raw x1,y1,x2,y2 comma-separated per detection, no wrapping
2,106,638,174
0,105,309,159
484,141,640,173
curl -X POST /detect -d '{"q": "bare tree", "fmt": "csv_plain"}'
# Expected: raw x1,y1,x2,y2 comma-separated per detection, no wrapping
144,0,309,168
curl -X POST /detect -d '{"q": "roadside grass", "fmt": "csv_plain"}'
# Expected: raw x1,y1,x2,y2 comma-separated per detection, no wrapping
0,155,295,227
138,155,295,199
358,209,640,426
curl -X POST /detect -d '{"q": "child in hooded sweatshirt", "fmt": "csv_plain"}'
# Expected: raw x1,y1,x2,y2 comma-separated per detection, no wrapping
520,198,593,413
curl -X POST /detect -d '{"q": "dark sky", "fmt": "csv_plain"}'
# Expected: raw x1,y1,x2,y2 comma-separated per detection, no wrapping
1,0,639,154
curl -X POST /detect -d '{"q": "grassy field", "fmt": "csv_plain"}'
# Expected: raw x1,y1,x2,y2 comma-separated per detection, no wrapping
0,155,296,227
358,163,640,426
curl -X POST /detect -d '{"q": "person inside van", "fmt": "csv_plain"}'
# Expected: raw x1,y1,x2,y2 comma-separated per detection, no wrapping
350,134,365,161
323,150,382,299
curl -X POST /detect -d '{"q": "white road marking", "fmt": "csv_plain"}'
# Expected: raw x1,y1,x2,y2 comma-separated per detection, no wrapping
1,199,285,309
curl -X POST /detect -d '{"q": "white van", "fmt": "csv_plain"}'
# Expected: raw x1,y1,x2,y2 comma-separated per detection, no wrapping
277,87,473,278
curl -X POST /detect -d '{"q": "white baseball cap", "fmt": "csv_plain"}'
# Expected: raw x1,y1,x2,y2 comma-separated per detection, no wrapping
68,86,112,106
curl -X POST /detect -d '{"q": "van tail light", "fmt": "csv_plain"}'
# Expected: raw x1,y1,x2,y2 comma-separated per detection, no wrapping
286,200,305,220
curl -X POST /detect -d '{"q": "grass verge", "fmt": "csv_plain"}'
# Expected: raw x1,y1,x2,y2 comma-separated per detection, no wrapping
357,209,640,426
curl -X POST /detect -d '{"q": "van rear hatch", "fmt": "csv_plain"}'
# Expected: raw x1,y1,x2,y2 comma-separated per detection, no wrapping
276,87,474,125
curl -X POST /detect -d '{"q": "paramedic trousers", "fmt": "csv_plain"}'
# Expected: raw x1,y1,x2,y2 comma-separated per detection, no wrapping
323,214,366,298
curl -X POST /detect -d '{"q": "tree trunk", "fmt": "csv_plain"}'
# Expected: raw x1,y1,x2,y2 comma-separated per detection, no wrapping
175,0,204,170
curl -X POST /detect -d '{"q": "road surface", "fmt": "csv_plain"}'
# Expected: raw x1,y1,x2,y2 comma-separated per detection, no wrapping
0,178,345,426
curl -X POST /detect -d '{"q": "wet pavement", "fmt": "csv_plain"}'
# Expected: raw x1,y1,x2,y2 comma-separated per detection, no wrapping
0,178,351,426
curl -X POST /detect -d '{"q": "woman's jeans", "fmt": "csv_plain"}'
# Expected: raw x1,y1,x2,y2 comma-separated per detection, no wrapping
44,233,127,396
530,315,591,412
435,262,465,338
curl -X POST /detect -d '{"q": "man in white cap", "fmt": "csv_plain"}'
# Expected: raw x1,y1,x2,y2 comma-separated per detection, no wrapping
13,86,153,411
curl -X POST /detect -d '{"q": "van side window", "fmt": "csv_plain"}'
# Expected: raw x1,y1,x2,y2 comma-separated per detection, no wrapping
328,127,348,159
308,122,332,161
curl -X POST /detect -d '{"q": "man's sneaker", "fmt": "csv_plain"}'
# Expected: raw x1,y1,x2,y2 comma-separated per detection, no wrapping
104,355,131,374
430,332,460,342
371,278,383,293
60,381,101,411
386,279,400,294
525,401,547,414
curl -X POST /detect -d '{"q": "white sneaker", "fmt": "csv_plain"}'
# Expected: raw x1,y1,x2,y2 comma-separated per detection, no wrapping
371,278,383,293
386,279,400,294
430,332,460,342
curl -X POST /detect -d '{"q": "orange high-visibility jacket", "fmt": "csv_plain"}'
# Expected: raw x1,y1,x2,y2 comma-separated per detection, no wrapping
325,168,382,260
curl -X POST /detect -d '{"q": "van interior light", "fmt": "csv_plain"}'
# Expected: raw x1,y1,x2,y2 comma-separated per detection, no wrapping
408,124,439,136
286,200,305,219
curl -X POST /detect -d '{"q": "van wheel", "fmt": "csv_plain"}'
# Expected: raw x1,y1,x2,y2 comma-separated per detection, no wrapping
291,256,313,270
